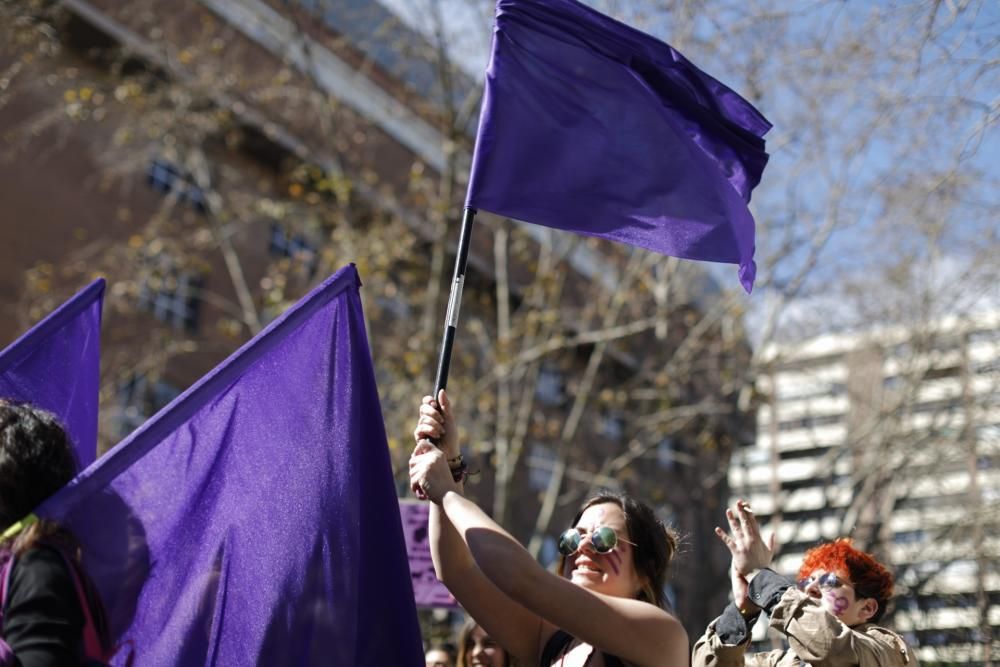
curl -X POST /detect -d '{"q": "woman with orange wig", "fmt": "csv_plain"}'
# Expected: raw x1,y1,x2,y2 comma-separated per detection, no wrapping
692,500,915,667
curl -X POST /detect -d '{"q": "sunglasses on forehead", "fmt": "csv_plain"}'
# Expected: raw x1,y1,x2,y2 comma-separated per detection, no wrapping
797,572,851,592
557,525,636,556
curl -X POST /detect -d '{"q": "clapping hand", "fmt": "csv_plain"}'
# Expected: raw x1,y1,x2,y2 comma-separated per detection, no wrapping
714,500,776,612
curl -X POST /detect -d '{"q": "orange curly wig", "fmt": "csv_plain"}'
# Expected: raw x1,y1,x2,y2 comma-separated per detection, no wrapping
798,538,894,621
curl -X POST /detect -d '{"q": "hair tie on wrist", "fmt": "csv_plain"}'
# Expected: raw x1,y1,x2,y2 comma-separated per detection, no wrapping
450,460,469,483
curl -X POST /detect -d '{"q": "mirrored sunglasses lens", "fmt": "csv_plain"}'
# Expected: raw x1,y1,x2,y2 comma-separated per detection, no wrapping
819,573,841,589
796,577,812,591
558,529,581,556
592,526,617,553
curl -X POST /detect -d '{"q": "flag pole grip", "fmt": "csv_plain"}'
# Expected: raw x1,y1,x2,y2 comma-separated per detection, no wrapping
433,207,477,397
414,208,476,497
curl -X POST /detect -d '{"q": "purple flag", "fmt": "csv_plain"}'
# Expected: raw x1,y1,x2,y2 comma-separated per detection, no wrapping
400,501,458,609
37,265,422,666
0,279,104,468
466,0,771,292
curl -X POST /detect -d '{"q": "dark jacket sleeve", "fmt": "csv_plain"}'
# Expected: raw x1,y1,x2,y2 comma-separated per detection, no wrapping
2,546,84,667
747,568,794,614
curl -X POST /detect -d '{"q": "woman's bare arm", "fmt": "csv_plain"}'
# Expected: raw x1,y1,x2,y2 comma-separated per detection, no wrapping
438,489,688,667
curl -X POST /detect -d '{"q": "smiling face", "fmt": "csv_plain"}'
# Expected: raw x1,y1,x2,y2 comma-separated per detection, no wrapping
562,502,645,600
425,648,453,667
802,569,878,626
463,625,505,667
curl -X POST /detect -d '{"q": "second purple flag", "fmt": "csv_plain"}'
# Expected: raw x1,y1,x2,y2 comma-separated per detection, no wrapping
466,0,771,292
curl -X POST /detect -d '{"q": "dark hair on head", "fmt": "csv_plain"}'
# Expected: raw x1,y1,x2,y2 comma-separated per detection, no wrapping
0,400,78,537
798,538,894,623
456,618,510,667
559,491,677,608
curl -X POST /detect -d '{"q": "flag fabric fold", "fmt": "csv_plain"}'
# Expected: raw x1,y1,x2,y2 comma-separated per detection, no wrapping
466,0,771,292
38,265,423,666
0,279,104,468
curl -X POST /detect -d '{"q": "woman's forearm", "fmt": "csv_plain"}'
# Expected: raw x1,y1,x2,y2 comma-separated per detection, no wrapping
440,490,542,601
428,483,476,584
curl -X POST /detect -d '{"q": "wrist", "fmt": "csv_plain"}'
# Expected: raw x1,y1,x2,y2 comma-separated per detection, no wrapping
738,599,761,618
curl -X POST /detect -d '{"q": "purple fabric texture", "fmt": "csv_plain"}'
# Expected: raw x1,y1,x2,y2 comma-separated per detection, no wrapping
466,0,771,292
37,265,423,666
0,279,104,468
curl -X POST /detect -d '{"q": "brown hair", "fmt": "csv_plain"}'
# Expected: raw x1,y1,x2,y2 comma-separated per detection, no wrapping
456,618,511,667
558,492,677,608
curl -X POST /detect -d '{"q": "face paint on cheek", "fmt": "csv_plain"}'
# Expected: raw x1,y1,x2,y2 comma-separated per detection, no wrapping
606,549,622,576
824,591,850,616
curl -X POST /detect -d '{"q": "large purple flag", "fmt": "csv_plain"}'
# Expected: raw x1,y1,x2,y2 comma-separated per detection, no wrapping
466,0,771,292
37,265,422,666
0,279,104,468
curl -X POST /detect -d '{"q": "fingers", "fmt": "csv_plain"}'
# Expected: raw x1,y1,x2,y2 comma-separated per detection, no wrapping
736,500,759,539
438,389,451,415
725,508,743,537
412,439,436,456
768,531,776,552
413,400,446,442
714,526,737,552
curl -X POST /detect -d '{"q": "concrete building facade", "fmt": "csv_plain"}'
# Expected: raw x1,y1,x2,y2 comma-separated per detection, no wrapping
730,312,1000,662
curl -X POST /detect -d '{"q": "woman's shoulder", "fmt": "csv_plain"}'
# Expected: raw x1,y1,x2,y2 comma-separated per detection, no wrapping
7,544,79,604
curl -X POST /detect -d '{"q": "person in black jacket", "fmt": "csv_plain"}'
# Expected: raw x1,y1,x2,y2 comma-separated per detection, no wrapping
0,400,110,667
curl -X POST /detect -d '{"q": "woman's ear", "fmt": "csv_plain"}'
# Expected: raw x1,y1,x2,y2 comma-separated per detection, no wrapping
858,597,879,623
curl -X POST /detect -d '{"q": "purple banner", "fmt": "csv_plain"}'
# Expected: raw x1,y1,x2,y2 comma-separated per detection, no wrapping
400,501,458,609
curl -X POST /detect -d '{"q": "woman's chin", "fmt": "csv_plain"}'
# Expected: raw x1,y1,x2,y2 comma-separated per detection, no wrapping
571,569,606,587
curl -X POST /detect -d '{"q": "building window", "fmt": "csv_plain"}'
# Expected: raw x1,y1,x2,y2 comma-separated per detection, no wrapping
893,529,926,545
147,158,207,213
777,413,842,431
656,438,677,470
113,373,181,439
528,442,556,491
539,536,559,568
138,259,204,333
268,223,318,276
536,365,565,406
599,411,625,441
969,329,1000,344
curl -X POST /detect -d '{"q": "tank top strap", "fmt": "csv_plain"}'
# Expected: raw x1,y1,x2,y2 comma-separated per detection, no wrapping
539,629,630,667
540,629,574,666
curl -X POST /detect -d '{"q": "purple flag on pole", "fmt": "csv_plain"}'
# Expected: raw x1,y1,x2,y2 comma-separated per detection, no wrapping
0,279,104,468
466,0,771,292
38,265,422,666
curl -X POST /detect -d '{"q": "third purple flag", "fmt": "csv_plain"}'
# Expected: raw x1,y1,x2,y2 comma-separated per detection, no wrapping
466,0,771,292
0,279,104,468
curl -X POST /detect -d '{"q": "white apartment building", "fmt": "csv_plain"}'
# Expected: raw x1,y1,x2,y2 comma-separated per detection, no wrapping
730,312,1000,663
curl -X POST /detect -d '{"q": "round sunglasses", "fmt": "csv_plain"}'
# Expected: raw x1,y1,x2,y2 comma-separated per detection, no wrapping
557,525,636,556
797,572,850,592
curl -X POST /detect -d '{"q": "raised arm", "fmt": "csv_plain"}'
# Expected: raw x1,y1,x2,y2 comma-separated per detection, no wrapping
410,392,543,664
411,442,686,667
692,501,778,667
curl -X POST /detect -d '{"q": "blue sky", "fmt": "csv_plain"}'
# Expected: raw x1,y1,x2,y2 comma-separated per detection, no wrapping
376,0,999,338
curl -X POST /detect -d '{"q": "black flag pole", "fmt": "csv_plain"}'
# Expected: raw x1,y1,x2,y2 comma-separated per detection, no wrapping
433,206,477,396
414,207,476,497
